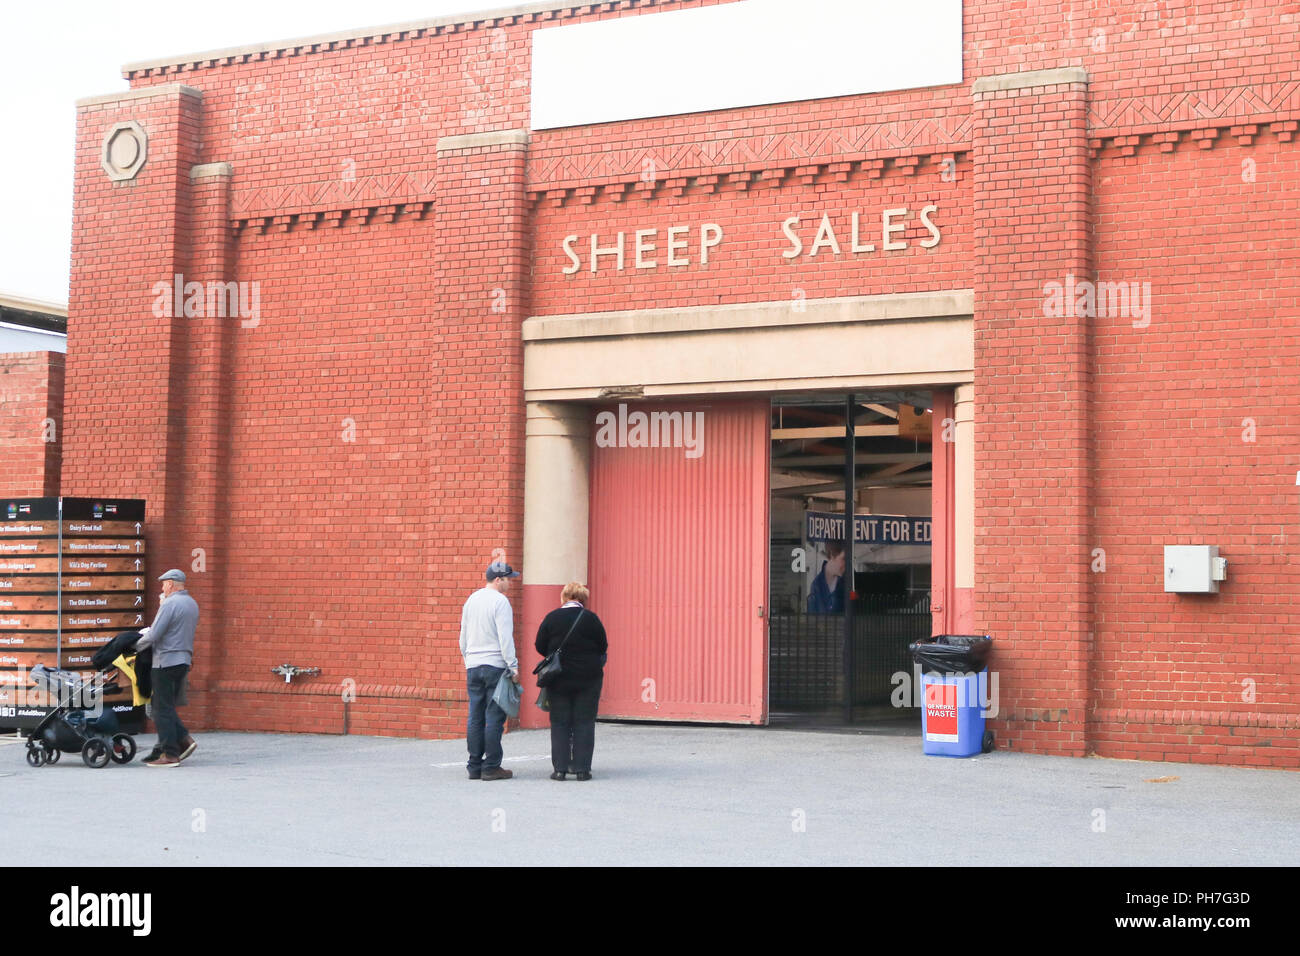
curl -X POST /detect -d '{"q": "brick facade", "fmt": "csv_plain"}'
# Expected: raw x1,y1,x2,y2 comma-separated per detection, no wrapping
0,352,64,496
58,0,1300,766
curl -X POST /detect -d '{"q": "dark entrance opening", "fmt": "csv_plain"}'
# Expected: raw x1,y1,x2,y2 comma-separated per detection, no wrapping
767,392,934,730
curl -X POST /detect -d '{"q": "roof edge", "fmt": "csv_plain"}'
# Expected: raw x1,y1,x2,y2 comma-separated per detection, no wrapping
120,0,688,78
0,293,68,318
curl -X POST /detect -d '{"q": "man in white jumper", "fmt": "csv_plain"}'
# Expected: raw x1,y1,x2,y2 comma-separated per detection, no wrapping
459,561,521,780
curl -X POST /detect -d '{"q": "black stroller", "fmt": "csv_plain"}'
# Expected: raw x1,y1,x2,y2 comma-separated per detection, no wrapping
23,662,139,768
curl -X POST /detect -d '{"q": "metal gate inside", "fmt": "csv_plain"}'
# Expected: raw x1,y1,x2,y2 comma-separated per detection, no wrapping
768,393,934,725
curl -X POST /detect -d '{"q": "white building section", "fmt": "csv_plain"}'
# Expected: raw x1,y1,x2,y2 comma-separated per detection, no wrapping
0,322,66,353
530,0,964,129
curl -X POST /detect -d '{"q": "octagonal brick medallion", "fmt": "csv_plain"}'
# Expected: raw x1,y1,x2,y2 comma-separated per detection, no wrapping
101,121,148,181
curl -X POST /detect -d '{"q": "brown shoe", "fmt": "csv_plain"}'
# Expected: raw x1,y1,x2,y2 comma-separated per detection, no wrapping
144,754,180,768
481,767,513,781
179,736,197,761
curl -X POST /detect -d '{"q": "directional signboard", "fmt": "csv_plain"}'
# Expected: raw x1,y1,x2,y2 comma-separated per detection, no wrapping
0,497,146,730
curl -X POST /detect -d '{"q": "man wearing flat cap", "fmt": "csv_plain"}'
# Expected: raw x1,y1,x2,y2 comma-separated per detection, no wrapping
137,569,200,768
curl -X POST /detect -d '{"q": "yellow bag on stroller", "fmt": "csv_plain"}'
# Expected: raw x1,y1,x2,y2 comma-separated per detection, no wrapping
110,654,150,707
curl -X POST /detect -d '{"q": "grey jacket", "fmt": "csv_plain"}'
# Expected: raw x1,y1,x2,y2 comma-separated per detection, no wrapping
142,591,199,668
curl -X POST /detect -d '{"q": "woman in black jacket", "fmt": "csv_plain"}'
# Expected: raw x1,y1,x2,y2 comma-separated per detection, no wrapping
535,582,608,781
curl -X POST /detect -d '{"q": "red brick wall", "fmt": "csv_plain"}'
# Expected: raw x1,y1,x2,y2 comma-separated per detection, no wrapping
125,2,732,214
203,217,449,730
1088,129,1300,768
0,351,64,496
57,0,1300,765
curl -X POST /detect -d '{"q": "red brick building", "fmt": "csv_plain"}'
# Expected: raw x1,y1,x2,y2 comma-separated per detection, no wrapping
56,0,1300,766
1,295,66,498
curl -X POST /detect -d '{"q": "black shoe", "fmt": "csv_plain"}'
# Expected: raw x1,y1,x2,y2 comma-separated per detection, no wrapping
550,771,567,781
575,771,592,781
468,770,481,780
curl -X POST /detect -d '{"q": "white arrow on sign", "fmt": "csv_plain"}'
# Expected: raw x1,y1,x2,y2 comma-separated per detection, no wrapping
135,614,143,624
134,578,142,587
135,541,142,552
134,596,142,606
134,522,141,532
134,559,141,570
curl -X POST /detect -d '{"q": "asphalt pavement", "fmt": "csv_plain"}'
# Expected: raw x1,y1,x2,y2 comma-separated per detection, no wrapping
2,724,1296,866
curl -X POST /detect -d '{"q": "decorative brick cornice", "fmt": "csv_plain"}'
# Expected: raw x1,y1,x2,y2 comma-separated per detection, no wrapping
1088,81,1300,157
223,77,1300,220
122,0,694,80
525,149,966,207
529,114,972,187
232,200,433,236
231,169,437,220
527,115,972,205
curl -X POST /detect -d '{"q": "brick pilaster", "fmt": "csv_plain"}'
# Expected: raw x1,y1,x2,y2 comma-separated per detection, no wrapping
427,130,531,736
63,85,204,625
176,162,236,724
972,67,1093,756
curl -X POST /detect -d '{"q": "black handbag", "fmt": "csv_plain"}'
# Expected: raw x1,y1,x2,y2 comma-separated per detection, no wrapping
533,609,584,688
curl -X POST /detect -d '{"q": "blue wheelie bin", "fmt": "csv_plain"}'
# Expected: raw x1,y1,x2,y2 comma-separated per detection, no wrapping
907,635,994,757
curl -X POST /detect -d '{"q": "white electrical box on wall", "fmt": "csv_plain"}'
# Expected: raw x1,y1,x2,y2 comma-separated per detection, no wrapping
1164,545,1225,593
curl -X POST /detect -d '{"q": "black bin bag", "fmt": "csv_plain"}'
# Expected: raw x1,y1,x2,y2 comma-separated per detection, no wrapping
907,634,992,674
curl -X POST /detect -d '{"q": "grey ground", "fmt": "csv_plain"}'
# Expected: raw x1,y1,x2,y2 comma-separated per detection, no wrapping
2,724,1296,866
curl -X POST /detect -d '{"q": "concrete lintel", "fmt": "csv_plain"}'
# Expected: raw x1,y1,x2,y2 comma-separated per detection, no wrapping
523,290,975,343
191,162,234,181
76,84,203,109
524,371,975,404
120,0,631,76
436,129,530,152
971,67,1088,95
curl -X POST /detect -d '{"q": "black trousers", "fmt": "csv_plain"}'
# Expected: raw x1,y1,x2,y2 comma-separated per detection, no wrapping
152,664,190,757
547,676,603,774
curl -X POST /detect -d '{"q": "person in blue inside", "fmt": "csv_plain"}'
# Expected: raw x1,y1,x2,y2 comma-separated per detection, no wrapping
807,540,847,614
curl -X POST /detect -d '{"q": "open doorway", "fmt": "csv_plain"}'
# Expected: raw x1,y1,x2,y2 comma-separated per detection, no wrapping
768,392,935,729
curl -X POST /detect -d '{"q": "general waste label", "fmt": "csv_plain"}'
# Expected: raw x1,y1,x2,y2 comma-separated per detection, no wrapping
925,681,960,742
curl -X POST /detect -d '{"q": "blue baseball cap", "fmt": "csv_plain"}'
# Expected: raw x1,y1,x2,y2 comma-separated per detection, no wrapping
486,562,520,581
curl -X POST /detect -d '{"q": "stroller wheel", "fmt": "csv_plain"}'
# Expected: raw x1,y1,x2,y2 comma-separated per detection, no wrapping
26,748,44,768
81,738,111,769
110,734,137,765
44,747,61,765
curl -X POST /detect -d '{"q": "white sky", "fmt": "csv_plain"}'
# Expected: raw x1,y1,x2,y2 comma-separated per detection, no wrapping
0,0,512,305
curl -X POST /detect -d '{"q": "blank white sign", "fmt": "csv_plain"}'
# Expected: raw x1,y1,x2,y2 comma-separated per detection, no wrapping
530,0,964,130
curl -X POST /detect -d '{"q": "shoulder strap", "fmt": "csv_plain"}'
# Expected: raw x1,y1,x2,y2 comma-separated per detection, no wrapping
555,608,585,653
